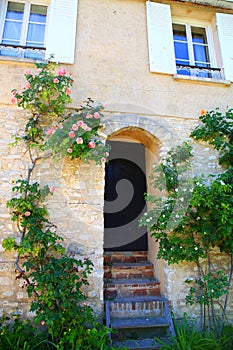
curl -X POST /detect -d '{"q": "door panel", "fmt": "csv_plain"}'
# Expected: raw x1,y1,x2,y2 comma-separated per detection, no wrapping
104,141,147,251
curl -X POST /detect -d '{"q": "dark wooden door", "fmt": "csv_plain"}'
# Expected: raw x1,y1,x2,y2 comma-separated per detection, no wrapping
104,141,147,251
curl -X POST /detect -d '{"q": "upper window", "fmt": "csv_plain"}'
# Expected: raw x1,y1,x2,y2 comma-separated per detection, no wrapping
146,1,233,82
172,23,219,79
0,0,79,64
0,1,47,60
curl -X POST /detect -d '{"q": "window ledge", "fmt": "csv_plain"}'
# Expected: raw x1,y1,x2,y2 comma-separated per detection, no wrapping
0,56,46,64
173,74,231,86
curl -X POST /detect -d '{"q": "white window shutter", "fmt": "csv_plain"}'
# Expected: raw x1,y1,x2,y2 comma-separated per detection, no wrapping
216,13,233,82
146,1,176,74
45,0,78,64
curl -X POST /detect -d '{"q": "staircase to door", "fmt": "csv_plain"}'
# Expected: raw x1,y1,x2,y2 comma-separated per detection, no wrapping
104,251,174,350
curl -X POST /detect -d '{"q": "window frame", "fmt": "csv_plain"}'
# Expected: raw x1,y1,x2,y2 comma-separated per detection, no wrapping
0,0,49,49
172,17,217,71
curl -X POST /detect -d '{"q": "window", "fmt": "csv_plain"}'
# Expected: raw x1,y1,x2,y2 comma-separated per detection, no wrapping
0,1,47,59
172,23,218,78
146,1,233,82
0,0,79,64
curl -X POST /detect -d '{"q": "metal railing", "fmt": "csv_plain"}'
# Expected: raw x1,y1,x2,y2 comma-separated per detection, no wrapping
176,64,224,80
0,43,46,60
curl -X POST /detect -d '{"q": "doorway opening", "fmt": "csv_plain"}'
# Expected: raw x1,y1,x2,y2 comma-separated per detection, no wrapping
104,140,148,251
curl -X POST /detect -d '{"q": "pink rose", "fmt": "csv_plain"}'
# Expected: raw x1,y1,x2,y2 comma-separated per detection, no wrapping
88,141,96,149
25,69,32,75
37,68,42,73
12,90,17,96
11,97,17,104
67,148,73,153
58,68,66,76
76,137,83,144
72,124,79,131
49,185,56,193
25,82,30,89
77,120,84,127
65,87,72,95
53,78,59,84
81,123,88,129
101,157,106,163
105,152,109,157
86,114,93,119
68,131,76,138
24,211,31,217
94,112,100,119
46,128,55,136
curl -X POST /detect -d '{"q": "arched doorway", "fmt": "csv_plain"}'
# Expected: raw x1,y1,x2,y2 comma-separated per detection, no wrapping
104,140,148,251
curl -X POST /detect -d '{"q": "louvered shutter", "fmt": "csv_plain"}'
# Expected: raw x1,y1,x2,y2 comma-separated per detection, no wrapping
216,13,233,82
45,0,78,64
146,1,176,74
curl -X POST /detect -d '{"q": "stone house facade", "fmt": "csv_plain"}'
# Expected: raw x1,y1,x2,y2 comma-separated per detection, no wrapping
0,0,233,319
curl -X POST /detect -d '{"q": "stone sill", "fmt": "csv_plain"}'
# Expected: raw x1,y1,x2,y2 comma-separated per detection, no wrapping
173,74,231,86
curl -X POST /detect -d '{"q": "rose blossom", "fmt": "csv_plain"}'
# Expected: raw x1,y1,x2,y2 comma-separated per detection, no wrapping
25,82,30,89
76,137,83,144
11,97,17,104
72,124,79,131
77,120,84,127
67,148,73,153
53,78,59,83
24,211,31,216
94,112,100,119
46,128,55,136
101,157,106,163
200,109,207,116
25,69,32,75
86,114,93,119
68,130,76,138
88,141,96,149
58,68,66,76
49,185,56,193
65,87,72,95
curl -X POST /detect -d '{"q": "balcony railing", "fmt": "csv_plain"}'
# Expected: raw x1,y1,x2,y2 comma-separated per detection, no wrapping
176,64,224,80
0,43,46,60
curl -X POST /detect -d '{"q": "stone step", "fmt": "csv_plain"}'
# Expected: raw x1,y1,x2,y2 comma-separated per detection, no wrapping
111,316,169,339
104,261,154,279
113,338,163,350
104,278,160,298
104,251,148,264
111,316,169,329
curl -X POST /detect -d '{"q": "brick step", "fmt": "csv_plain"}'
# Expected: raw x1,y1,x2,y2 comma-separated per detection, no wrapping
104,261,154,279
104,278,160,298
104,251,148,264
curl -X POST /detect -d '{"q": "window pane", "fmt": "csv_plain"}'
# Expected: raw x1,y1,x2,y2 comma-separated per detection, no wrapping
26,23,46,46
26,5,47,47
2,21,22,43
173,24,187,41
193,44,210,66
6,2,24,20
191,26,207,44
174,42,189,61
30,5,47,23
